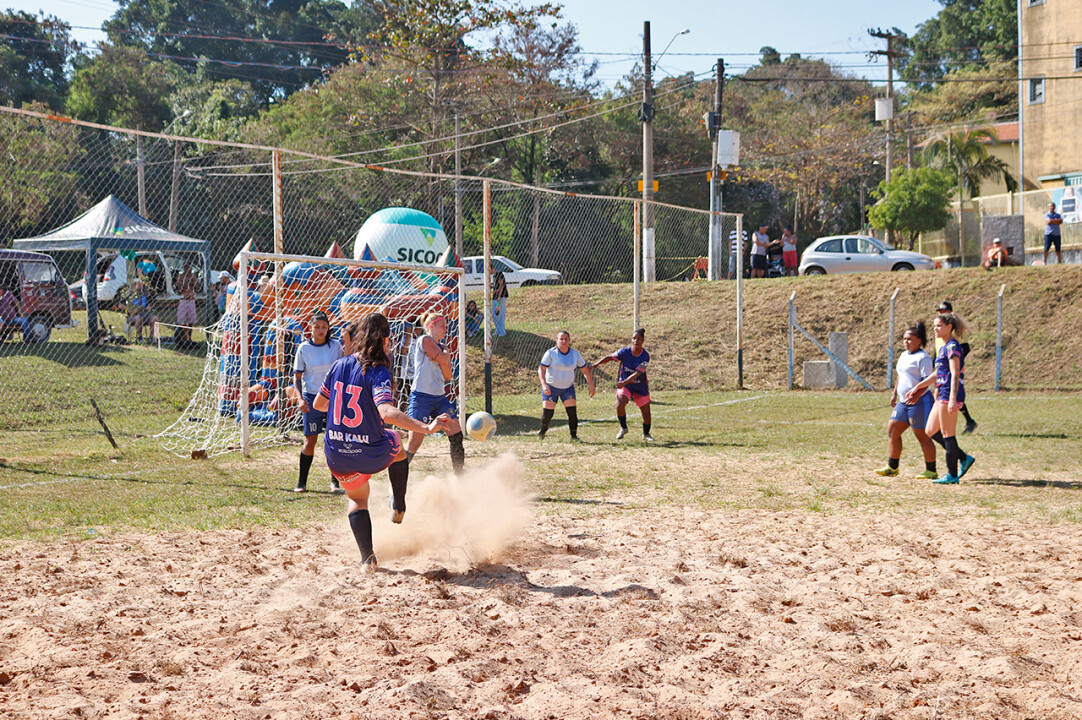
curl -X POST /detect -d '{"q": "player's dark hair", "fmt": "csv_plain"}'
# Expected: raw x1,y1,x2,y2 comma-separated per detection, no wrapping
633,328,645,339
348,313,393,373
939,312,967,339
905,321,927,347
557,329,570,339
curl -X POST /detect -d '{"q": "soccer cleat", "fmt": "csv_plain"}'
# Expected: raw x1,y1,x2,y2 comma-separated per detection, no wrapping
537,428,547,440
330,478,345,494
616,427,627,440
643,433,655,442
915,470,938,480
875,466,899,477
361,555,378,571
933,474,959,485
959,454,976,478
293,483,307,493
391,510,405,524
962,419,977,435
569,435,580,443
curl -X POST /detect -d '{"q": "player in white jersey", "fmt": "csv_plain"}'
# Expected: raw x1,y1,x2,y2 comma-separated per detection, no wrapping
292,310,344,493
537,330,595,440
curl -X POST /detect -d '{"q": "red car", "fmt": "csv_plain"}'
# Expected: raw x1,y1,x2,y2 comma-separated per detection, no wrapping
0,249,76,343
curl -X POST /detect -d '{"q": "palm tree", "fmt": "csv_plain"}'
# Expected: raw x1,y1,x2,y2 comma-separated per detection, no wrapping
921,128,1019,266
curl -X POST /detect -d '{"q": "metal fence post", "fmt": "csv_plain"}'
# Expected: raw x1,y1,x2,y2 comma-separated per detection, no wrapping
736,215,744,389
483,180,492,414
888,287,899,389
995,283,1005,391
239,253,250,458
788,291,795,390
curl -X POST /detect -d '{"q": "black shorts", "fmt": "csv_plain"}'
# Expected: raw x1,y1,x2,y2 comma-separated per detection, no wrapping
751,254,767,270
1045,235,1061,252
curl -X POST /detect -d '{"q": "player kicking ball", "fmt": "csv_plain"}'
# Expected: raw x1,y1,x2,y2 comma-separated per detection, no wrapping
313,313,449,567
592,328,653,442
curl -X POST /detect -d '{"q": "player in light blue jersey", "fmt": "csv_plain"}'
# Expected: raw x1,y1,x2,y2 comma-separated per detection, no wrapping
537,330,595,440
292,311,343,493
313,313,449,567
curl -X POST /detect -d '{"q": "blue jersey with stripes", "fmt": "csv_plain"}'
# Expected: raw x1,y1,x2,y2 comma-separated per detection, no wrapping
613,346,650,395
934,338,965,404
319,356,395,464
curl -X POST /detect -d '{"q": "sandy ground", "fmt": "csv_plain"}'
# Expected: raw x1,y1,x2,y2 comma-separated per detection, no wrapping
2,455,1081,720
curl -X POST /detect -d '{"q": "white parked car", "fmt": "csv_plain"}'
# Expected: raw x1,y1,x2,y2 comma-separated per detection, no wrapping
799,235,936,276
71,251,227,308
461,255,562,290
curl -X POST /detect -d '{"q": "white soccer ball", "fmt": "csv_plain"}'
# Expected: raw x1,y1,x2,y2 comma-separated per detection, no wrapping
466,411,497,442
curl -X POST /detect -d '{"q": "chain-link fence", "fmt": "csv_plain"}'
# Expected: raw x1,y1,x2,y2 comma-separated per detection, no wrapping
0,106,741,446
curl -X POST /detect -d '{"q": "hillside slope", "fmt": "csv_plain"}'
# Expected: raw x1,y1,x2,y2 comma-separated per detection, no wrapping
468,266,1082,394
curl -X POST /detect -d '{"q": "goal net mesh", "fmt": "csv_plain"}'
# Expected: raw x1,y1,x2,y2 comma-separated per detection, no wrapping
157,252,464,457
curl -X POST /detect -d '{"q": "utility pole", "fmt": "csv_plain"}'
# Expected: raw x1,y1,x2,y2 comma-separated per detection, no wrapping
454,112,463,258
870,28,902,244
168,139,183,232
641,21,656,283
707,59,724,280
136,132,147,217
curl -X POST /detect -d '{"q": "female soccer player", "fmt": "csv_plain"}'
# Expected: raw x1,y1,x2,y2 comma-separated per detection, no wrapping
537,330,595,441
313,313,448,567
936,300,977,434
906,312,975,485
406,312,466,473
292,310,344,493
875,321,938,479
592,328,653,441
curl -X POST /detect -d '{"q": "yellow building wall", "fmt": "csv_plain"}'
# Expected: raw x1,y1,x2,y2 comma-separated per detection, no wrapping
1021,0,1082,185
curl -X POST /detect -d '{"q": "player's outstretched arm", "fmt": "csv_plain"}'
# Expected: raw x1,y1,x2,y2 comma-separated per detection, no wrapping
582,365,596,398
591,355,616,369
379,403,445,435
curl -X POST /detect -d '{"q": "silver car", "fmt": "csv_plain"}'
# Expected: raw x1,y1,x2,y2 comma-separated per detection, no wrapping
799,235,936,276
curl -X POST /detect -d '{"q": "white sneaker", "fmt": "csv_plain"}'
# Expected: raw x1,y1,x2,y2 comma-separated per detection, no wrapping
643,433,655,442
616,427,627,440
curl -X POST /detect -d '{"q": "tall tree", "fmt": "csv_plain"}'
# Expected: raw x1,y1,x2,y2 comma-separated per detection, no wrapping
0,11,80,110
898,0,1016,87
868,166,954,249
67,45,176,129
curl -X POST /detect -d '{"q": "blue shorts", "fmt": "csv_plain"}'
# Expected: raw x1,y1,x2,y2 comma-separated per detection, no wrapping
302,393,327,436
936,383,966,406
890,392,932,428
1045,234,1061,252
408,391,457,422
542,385,576,403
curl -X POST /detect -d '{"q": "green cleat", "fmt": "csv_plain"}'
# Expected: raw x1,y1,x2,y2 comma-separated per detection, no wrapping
915,470,938,480
875,466,899,477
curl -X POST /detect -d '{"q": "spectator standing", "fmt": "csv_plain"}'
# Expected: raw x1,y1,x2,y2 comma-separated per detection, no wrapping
214,274,232,318
126,279,159,342
1045,202,1063,264
781,226,799,277
492,268,508,337
750,224,770,278
175,258,199,347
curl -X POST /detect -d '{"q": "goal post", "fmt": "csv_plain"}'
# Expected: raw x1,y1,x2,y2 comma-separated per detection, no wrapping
156,251,466,458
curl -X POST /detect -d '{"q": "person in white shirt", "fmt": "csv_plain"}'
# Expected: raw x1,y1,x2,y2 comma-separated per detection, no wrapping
292,310,344,493
537,330,596,440
875,321,938,479
750,224,770,278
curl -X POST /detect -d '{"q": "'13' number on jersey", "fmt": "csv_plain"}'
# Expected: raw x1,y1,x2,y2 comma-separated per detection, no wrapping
331,381,364,428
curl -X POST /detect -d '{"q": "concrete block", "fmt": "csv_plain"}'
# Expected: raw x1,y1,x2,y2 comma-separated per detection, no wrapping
803,361,835,390
828,331,848,389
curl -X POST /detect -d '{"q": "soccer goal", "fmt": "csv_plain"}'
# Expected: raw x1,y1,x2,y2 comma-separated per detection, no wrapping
157,251,466,457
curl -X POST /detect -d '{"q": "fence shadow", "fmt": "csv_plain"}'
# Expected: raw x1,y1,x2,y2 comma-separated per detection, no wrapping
0,342,127,368
970,477,1082,490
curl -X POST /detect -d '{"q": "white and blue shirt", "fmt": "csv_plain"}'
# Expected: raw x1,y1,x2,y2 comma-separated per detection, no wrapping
294,338,343,396
540,347,587,389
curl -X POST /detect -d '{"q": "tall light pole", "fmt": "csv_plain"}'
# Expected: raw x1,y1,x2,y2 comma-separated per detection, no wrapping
641,25,689,283
167,109,192,232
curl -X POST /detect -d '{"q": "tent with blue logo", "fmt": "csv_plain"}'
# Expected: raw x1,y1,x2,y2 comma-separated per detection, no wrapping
13,195,211,343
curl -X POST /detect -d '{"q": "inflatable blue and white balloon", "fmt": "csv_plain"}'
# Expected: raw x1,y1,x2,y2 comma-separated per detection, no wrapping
354,207,448,266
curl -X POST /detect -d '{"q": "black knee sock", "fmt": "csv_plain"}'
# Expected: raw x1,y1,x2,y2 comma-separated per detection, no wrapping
388,459,409,513
618,414,628,430
348,509,374,564
297,452,313,488
944,436,961,477
888,457,899,470
449,432,465,474
566,406,578,438
930,431,946,449
540,407,555,433
925,460,937,473
961,406,975,424
643,423,651,436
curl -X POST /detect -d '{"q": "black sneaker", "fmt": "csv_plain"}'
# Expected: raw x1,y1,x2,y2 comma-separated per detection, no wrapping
537,428,547,440
963,419,977,435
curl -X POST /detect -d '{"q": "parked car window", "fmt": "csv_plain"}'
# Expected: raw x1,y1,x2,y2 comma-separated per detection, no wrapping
500,258,524,271
817,239,843,253
23,261,58,284
493,258,513,273
846,237,877,254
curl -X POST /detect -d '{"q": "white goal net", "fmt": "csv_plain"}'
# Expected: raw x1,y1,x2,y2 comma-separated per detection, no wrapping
157,251,465,457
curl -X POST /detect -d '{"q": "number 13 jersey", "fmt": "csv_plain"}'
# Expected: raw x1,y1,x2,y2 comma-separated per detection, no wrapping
319,356,395,471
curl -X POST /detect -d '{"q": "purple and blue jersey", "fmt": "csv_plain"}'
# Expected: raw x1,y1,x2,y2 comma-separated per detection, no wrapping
934,338,965,404
613,346,650,395
319,357,396,475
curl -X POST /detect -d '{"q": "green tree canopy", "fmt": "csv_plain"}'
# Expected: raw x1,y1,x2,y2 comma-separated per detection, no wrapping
868,166,954,249
67,45,177,129
899,0,1016,87
0,11,80,110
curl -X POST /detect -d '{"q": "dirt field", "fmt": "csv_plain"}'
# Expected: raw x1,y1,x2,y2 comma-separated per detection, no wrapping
2,455,1080,720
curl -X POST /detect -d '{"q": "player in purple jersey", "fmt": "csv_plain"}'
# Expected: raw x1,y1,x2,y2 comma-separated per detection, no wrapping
313,313,449,568
905,312,975,485
591,328,653,441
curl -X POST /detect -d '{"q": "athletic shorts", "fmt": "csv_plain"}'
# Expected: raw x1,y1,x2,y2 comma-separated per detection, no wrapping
177,299,197,324
408,390,457,422
783,250,798,268
302,393,327,436
616,386,651,408
890,391,932,428
936,384,966,406
326,429,401,491
542,384,576,404
751,254,767,271
1045,234,1062,252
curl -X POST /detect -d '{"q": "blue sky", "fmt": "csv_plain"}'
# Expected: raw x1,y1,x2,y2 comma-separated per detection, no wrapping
11,0,945,86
